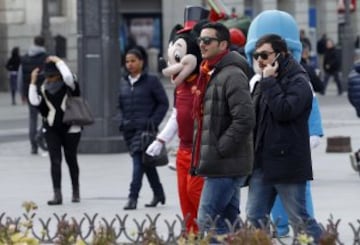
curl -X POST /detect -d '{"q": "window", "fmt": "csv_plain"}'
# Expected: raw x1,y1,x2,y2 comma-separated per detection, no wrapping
48,0,63,17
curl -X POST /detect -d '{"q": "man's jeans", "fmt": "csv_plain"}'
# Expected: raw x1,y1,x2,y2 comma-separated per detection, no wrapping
246,169,322,242
197,176,247,235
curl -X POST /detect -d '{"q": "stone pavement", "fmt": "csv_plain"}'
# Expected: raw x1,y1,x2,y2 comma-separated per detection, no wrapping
0,81,359,243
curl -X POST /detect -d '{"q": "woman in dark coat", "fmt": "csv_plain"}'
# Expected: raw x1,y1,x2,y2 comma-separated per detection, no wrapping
5,47,21,105
118,48,169,210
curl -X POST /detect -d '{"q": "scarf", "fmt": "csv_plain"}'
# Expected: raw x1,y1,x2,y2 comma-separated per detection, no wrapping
45,80,64,95
191,49,229,169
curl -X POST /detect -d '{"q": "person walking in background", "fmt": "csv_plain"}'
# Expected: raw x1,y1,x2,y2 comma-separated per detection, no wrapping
317,33,327,56
244,34,323,243
5,47,21,105
348,50,360,174
18,36,48,154
322,38,342,95
28,55,82,205
301,43,324,94
192,22,255,235
118,48,169,210
300,29,312,51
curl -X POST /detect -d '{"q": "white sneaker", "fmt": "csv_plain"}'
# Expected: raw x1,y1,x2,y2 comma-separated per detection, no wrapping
350,153,359,172
39,148,49,157
168,162,176,171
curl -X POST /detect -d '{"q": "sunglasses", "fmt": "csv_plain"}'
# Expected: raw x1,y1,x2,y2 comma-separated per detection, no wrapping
252,51,275,60
197,37,219,45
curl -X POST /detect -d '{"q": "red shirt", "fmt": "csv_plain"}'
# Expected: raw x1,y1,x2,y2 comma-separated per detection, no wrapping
174,80,196,149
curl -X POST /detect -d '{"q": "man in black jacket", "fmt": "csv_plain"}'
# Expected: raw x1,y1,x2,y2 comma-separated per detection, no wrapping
322,38,342,95
192,22,255,235
245,34,323,242
18,36,47,154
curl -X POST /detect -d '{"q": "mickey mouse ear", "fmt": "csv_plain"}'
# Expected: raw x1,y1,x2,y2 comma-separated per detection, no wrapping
168,24,183,43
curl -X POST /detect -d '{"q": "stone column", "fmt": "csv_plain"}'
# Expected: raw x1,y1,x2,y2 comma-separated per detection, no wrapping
77,0,127,153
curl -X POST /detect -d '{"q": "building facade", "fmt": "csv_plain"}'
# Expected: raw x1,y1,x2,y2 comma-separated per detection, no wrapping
0,0,359,91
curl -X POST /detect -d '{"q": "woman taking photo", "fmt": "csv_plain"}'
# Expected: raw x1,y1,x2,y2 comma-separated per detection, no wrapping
118,48,169,210
28,55,81,205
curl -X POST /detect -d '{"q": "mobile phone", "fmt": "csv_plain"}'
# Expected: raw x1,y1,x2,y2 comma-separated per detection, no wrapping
271,53,281,66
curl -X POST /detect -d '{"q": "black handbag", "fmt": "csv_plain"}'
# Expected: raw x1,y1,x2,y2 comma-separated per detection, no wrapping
63,94,94,126
141,121,169,167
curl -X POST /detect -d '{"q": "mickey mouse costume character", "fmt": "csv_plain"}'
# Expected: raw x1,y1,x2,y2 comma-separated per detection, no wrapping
146,6,208,233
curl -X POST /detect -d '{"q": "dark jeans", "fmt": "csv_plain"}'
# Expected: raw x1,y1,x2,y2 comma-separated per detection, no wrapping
197,176,247,235
128,152,164,200
246,169,322,243
9,73,17,104
323,72,342,95
28,103,39,151
45,128,81,190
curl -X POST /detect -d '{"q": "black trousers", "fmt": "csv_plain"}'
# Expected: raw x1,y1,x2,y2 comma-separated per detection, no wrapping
45,128,81,190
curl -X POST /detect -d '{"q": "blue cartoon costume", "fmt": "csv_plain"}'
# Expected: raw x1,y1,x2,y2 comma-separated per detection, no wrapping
245,10,324,236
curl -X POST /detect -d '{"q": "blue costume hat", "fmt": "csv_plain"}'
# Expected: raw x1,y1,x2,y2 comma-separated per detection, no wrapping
245,10,302,65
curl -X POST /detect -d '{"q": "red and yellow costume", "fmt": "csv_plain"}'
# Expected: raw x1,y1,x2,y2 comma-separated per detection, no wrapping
146,6,207,232
174,77,204,233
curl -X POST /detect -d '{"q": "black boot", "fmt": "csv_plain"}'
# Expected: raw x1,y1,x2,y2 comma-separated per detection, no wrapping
47,189,62,205
123,198,137,210
31,145,38,155
72,186,80,203
145,195,165,207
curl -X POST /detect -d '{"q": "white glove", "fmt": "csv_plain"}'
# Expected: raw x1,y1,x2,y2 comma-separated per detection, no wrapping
157,108,178,143
145,140,164,156
310,135,321,149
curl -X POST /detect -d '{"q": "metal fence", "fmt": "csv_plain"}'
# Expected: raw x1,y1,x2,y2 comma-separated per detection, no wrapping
1,207,360,244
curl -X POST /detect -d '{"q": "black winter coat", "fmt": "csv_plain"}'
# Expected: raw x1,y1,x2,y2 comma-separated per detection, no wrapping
253,55,313,184
118,73,169,155
323,47,341,73
195,51,255,177
348,62,360,117
6,56,21,72
300,58,324,93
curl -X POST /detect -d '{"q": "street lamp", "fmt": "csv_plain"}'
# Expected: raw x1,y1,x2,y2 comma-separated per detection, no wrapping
339,0,354,88
41,0,54,54
77,0,125,153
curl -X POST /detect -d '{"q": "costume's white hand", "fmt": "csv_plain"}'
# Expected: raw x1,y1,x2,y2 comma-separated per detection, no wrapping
310,135,321,149
145,140,164,156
